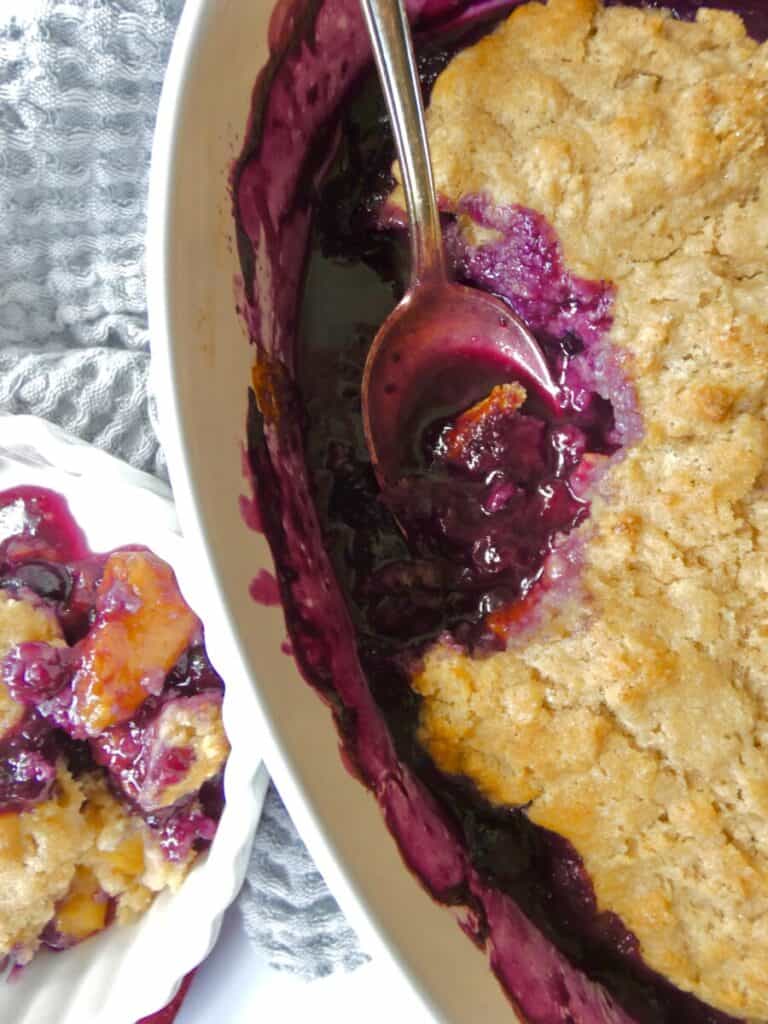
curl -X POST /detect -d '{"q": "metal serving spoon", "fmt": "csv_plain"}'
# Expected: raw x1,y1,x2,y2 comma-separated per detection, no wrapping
359,0,559,490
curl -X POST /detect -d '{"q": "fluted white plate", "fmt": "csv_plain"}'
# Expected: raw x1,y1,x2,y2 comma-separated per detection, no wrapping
0,414,268,1024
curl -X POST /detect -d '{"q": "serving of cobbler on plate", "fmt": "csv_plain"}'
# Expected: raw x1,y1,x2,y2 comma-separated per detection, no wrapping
0,487,228,968
235,0,768,1020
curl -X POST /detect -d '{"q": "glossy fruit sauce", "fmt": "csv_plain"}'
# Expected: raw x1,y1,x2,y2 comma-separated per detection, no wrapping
235,2,766,1021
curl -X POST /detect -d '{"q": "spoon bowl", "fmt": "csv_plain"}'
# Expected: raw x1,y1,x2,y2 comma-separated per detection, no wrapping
363,281,561,488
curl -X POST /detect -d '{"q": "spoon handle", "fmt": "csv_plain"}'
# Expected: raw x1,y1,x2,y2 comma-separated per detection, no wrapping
360,0,446,286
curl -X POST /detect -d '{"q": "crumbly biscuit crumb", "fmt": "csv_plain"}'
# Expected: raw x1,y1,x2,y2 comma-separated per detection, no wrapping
0,767,87,963
0,767,194,963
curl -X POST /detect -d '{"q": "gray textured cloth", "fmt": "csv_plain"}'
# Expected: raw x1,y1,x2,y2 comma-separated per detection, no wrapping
0,0,364,979
243,788,368,977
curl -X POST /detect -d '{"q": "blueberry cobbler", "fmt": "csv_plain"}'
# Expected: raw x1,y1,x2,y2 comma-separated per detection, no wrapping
236,1,768,1021
0,488,229,966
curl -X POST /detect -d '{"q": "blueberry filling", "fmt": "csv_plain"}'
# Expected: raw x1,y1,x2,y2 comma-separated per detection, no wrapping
374,360,618,647
295,21,636,653
4,561,73,605
0,712,59,813
3,642,74,706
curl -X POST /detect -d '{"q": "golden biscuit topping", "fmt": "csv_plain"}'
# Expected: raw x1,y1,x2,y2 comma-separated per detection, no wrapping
412,1,768,1017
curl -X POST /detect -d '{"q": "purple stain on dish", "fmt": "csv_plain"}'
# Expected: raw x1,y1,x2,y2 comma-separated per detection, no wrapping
248,568,281,606
234,2,762,1022
239,493,263,533
38,925,80,954
477,882,637,1024
239,442,264,532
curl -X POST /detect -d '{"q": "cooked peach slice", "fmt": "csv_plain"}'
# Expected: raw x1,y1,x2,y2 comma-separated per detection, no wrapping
71,551,199,736
0,812,23,859
441,382,527,461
